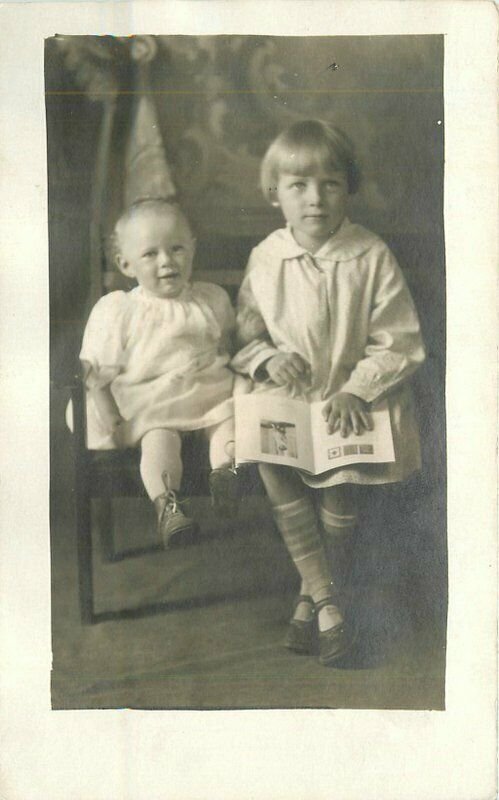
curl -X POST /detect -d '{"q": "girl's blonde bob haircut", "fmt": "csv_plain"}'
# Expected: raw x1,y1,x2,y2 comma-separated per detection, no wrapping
260,119,361,203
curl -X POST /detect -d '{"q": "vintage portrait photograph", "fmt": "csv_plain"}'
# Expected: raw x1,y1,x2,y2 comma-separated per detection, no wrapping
47,33,447,711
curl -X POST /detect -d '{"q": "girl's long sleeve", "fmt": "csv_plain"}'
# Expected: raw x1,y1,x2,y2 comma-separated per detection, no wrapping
231,270,280,378
340,248,425,403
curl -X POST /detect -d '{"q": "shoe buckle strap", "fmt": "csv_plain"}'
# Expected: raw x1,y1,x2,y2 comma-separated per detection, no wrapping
223,440,238,474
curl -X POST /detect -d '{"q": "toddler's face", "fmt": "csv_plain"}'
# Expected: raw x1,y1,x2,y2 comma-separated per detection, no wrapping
275,167,349,252
117,208,195,299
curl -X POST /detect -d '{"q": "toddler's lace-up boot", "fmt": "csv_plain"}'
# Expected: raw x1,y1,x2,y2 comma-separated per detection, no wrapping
208,443,241,518
154,472,198,548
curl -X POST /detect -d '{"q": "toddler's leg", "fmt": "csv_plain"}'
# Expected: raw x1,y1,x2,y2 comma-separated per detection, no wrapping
140,428,183,499
205,418,239,517
140,428,197,548
320,485,358,593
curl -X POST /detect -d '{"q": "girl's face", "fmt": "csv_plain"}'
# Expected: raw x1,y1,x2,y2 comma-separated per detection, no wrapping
275,166,349,252
116,209,195,299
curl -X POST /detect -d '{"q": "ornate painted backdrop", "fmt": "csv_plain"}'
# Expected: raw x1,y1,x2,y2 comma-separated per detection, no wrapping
50,34,443,238
46,34,445,493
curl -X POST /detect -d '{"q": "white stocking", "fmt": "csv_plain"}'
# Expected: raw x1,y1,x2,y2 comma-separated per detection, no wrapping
140,428,182,500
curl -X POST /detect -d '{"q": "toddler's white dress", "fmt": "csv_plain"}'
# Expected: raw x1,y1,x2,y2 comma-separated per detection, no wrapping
231,219,426,488
75,282,236,449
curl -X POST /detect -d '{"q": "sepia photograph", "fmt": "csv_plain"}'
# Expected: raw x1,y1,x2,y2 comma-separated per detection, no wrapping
47,32,447,711
1,2,497,798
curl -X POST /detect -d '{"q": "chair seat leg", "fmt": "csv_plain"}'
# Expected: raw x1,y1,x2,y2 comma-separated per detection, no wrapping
94,497,115,562
75,487,95,625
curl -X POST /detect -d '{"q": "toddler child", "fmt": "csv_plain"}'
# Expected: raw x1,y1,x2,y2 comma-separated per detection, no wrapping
232,120,425,666
73,198,239,545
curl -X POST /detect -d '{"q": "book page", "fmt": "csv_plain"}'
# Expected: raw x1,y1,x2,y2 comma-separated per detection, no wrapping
310,400,395,474
235,393,314,472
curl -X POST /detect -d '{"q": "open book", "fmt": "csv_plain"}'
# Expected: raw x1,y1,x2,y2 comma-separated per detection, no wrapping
235,394,395,475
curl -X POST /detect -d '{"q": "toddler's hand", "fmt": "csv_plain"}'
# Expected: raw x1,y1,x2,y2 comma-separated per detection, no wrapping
322,392,373,437
266,352,310,388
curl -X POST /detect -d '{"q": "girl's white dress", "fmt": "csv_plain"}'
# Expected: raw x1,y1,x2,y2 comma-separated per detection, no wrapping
231,219,426,488
76,282,236,450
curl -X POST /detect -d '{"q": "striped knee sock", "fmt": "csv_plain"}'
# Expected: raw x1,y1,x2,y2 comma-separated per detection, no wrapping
319,505,357,590
272,498,334,606
319,506,357,535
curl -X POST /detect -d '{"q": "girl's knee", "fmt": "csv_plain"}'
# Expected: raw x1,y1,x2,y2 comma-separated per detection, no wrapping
321,484,359,516
258,462,283,478
258,462,297,484
258,463,308,505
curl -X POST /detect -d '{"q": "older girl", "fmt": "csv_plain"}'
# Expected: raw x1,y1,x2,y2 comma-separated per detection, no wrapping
232,120,425,666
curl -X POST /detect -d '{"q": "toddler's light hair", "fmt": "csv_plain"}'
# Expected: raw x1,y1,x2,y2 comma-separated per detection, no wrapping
110,197,193,262
260,119,361,203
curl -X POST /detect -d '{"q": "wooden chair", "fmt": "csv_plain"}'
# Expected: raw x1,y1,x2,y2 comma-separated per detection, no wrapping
70,268,263,625
64,51,265,624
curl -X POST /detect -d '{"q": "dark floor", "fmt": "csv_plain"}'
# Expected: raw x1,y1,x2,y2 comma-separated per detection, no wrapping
51,390,447,711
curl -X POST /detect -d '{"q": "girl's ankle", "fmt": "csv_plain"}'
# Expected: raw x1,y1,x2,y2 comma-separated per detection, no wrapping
315,599,344,632
293,595,315,623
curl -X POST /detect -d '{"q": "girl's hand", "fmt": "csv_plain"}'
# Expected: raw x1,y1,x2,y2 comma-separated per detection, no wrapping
322,392,373,437
266,352,310,387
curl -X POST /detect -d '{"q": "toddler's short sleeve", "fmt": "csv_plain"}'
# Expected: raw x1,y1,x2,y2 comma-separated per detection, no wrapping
194,282,236,356
196,282,235,332
79,291,128,389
